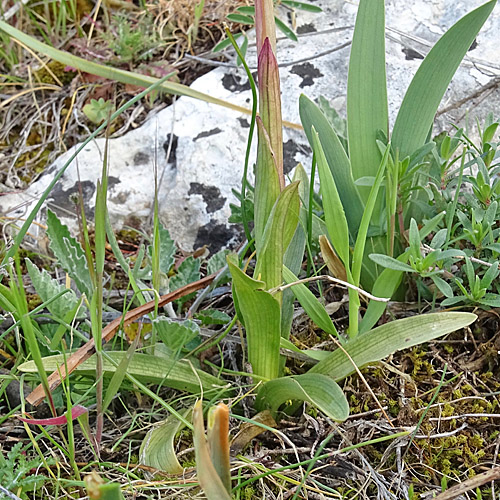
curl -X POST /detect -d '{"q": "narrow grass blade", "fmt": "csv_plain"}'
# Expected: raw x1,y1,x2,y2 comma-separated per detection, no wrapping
299,94,363,235
391,1,496,158
228,256,281,380
311,312,476,380
0,20,254,116
347,0,388,195
255,373,349,422
352,144,389,285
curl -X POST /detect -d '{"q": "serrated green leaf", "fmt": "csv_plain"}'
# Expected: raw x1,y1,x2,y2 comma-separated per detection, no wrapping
46,210,93,297
255,373,349,421
25,258,83,319
194,309,231,326
311,312,476,380
207,249,229,275
155,317,200,354
171,257,201,291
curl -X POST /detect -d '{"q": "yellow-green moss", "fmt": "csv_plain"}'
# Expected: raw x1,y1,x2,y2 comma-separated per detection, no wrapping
35,61,76,86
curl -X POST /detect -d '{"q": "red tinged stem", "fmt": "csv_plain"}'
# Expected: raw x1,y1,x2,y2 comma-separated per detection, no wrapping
258,37,284,189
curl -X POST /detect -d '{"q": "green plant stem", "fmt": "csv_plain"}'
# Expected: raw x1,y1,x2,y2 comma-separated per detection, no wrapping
225,27,258,245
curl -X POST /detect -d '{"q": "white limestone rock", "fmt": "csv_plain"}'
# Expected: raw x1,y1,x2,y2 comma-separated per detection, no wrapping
1,0,499,252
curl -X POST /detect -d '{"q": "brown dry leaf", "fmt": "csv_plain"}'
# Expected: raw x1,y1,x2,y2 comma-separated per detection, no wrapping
319,235,347,281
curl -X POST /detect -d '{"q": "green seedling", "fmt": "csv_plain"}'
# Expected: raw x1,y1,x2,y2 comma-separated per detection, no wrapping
83,98,115,125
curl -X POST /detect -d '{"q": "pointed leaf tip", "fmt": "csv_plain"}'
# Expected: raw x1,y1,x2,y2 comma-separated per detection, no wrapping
18,404,88,426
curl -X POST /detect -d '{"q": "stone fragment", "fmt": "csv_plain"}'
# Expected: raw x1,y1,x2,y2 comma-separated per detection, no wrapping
2,0,499,252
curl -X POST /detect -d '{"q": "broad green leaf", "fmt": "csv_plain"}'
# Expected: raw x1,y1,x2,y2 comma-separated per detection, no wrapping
255,373,349,422
18,351,226,395
46,210,93,298
282,165,309,338
139,411,189,474
25,258,83,319
312,129,350,267
282,266,339,338
347,0,388,206
155,317,200,355
311,312,476,379
149,224,176,275
299,94,364,235
392,1,496,158
0,20,254,117
228,256,281,380
255,182,300,292
170,256,201,307
193,401,232,500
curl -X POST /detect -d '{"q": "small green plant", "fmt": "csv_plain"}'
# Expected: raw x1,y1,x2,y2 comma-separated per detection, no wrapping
83,98,115,125
299,0,496,319
106,14,159,65
0,443,48,500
